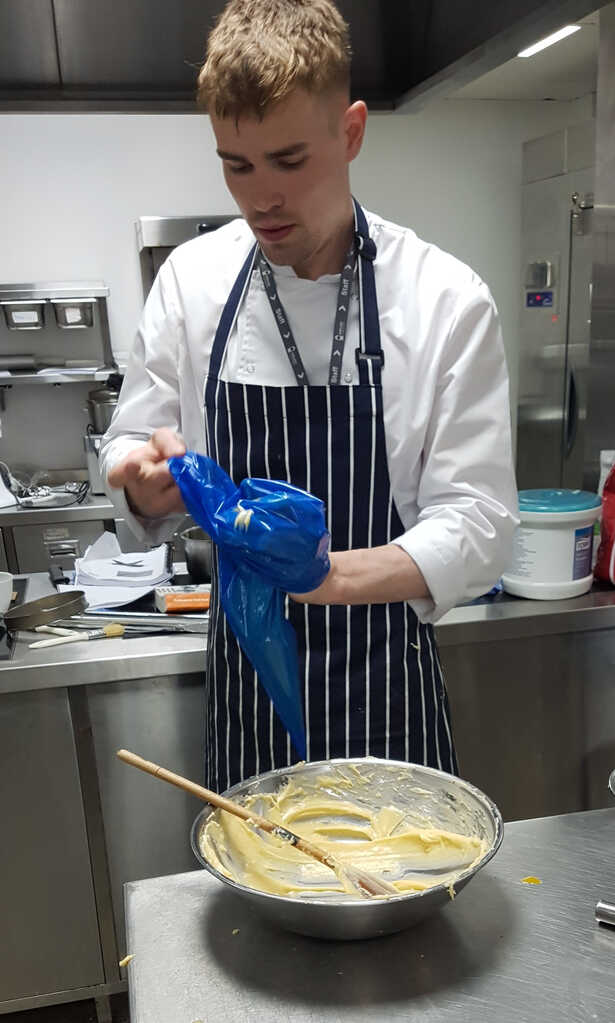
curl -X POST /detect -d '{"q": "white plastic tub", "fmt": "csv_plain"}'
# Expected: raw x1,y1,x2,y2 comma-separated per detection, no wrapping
502,489,601,600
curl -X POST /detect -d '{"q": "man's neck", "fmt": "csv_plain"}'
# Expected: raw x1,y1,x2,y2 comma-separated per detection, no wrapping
292,207,355,281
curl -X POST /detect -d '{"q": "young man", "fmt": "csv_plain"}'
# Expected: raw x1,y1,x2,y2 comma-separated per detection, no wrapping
101,0,518,792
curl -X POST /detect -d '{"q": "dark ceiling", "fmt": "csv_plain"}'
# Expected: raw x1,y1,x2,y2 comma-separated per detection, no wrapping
0,0,602,111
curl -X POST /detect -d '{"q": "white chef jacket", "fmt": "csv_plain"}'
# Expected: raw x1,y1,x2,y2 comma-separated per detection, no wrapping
101,208,519,623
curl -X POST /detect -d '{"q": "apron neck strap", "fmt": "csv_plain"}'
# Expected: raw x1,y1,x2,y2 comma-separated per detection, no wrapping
353,198,384,387
208,201,384,388
209,244,258,382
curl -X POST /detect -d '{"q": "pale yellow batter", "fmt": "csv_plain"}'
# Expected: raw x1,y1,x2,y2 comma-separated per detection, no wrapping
200,772,487,900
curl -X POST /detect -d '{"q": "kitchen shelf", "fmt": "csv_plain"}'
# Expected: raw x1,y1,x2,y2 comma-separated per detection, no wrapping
0,368,114,385
0,365,126,386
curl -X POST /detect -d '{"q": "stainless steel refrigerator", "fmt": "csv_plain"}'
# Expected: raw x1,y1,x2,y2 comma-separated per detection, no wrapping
516,120,595,491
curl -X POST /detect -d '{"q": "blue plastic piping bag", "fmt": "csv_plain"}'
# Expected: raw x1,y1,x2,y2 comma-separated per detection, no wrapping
168,452,331,759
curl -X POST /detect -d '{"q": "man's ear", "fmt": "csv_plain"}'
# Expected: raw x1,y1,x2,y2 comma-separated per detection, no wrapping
344,100,367,162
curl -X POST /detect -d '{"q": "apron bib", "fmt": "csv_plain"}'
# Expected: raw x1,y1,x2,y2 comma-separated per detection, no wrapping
203,202,457,791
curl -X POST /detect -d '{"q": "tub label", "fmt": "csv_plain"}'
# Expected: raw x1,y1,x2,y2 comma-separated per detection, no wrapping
508,521,596,585
510,528,538,578
573,526,593,580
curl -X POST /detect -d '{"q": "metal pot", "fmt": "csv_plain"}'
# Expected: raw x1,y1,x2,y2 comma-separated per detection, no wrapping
180,526,212,583
86,373,123,434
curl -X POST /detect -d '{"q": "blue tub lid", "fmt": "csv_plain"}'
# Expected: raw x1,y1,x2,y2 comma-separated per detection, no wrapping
518,488,601,513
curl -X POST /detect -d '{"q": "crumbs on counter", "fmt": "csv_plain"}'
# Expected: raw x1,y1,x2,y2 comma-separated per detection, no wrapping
520,876,542,885
118,953,135,967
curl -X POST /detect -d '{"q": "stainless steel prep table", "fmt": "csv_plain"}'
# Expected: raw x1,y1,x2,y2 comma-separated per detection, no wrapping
0,573,207,1020
5,574,615,695
3,573,615,1018
0,572,205,695
124,808,615,1023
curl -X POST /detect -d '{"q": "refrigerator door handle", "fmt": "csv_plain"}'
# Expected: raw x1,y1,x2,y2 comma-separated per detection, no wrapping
564,367,579,458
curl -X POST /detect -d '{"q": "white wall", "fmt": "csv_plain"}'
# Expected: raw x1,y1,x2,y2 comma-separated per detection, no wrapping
0,94,593,471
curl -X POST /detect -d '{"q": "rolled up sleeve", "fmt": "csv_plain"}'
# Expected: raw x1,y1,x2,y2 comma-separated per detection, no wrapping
393,284,519,622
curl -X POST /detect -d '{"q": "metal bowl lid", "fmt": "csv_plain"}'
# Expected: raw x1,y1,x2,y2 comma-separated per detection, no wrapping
4,591,87,631
518,489,601,513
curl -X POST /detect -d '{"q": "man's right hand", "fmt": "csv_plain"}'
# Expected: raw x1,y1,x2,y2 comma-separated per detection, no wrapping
106,428,187,519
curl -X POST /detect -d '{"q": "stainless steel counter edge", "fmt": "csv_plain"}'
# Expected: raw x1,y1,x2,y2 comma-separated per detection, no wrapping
435,586,615,645
3,574,615,694
0,633,206,694
0,495,114,525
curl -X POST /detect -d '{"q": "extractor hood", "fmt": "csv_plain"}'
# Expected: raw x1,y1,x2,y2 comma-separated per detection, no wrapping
0,0,602,112
136,215,235,299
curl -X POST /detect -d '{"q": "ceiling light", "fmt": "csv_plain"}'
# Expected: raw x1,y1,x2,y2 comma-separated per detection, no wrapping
517,25,581,58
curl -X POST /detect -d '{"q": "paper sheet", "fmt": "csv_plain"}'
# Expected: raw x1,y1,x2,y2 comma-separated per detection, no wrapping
60,532,173,610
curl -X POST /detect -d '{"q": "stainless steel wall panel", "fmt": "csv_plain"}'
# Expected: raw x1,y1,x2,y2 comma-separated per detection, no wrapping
574,629,615,810
517,172,569,489
440,634,586,822
566,119,596,173
585,3,615,491
86,673,206,952
517,154,594,490
0,0,59,87
0,688,103,1001
561,191,593,489
522,128,566,184
52,0,216,89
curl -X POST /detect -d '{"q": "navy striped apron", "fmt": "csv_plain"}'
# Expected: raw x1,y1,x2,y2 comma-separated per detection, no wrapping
203,203,457,792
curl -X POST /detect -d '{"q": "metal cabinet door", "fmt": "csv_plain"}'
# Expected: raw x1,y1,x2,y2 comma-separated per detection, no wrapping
11,519,107,573
0,688,104,1001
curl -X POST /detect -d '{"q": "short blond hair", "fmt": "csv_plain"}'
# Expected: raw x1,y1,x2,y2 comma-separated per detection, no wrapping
197,0,351,119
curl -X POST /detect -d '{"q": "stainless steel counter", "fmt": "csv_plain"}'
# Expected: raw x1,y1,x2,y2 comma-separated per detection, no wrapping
3,567,615,1017
4,573,615,696
437,584,615,646
0,574,205,695
0,571,207,1018
124,807,615,1023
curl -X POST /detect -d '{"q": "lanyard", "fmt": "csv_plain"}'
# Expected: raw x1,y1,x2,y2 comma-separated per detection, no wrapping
257,242,357,386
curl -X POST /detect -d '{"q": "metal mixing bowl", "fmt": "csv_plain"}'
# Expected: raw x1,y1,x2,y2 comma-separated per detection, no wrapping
190,758,503,940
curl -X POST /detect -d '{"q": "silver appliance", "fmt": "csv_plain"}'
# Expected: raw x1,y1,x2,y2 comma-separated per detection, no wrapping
0,281,115,372
584,4,615,493
84,431,105,495
85,373,123,433
518,6,615,494
136,215,236,299
134,213,237,561
516,122,595,490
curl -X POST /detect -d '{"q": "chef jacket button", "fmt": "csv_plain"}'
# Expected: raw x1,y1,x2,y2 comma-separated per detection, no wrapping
247,363,255,374
344,370,353,383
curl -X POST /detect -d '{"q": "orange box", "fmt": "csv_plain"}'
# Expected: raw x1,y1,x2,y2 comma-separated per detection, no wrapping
154,585,211,614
